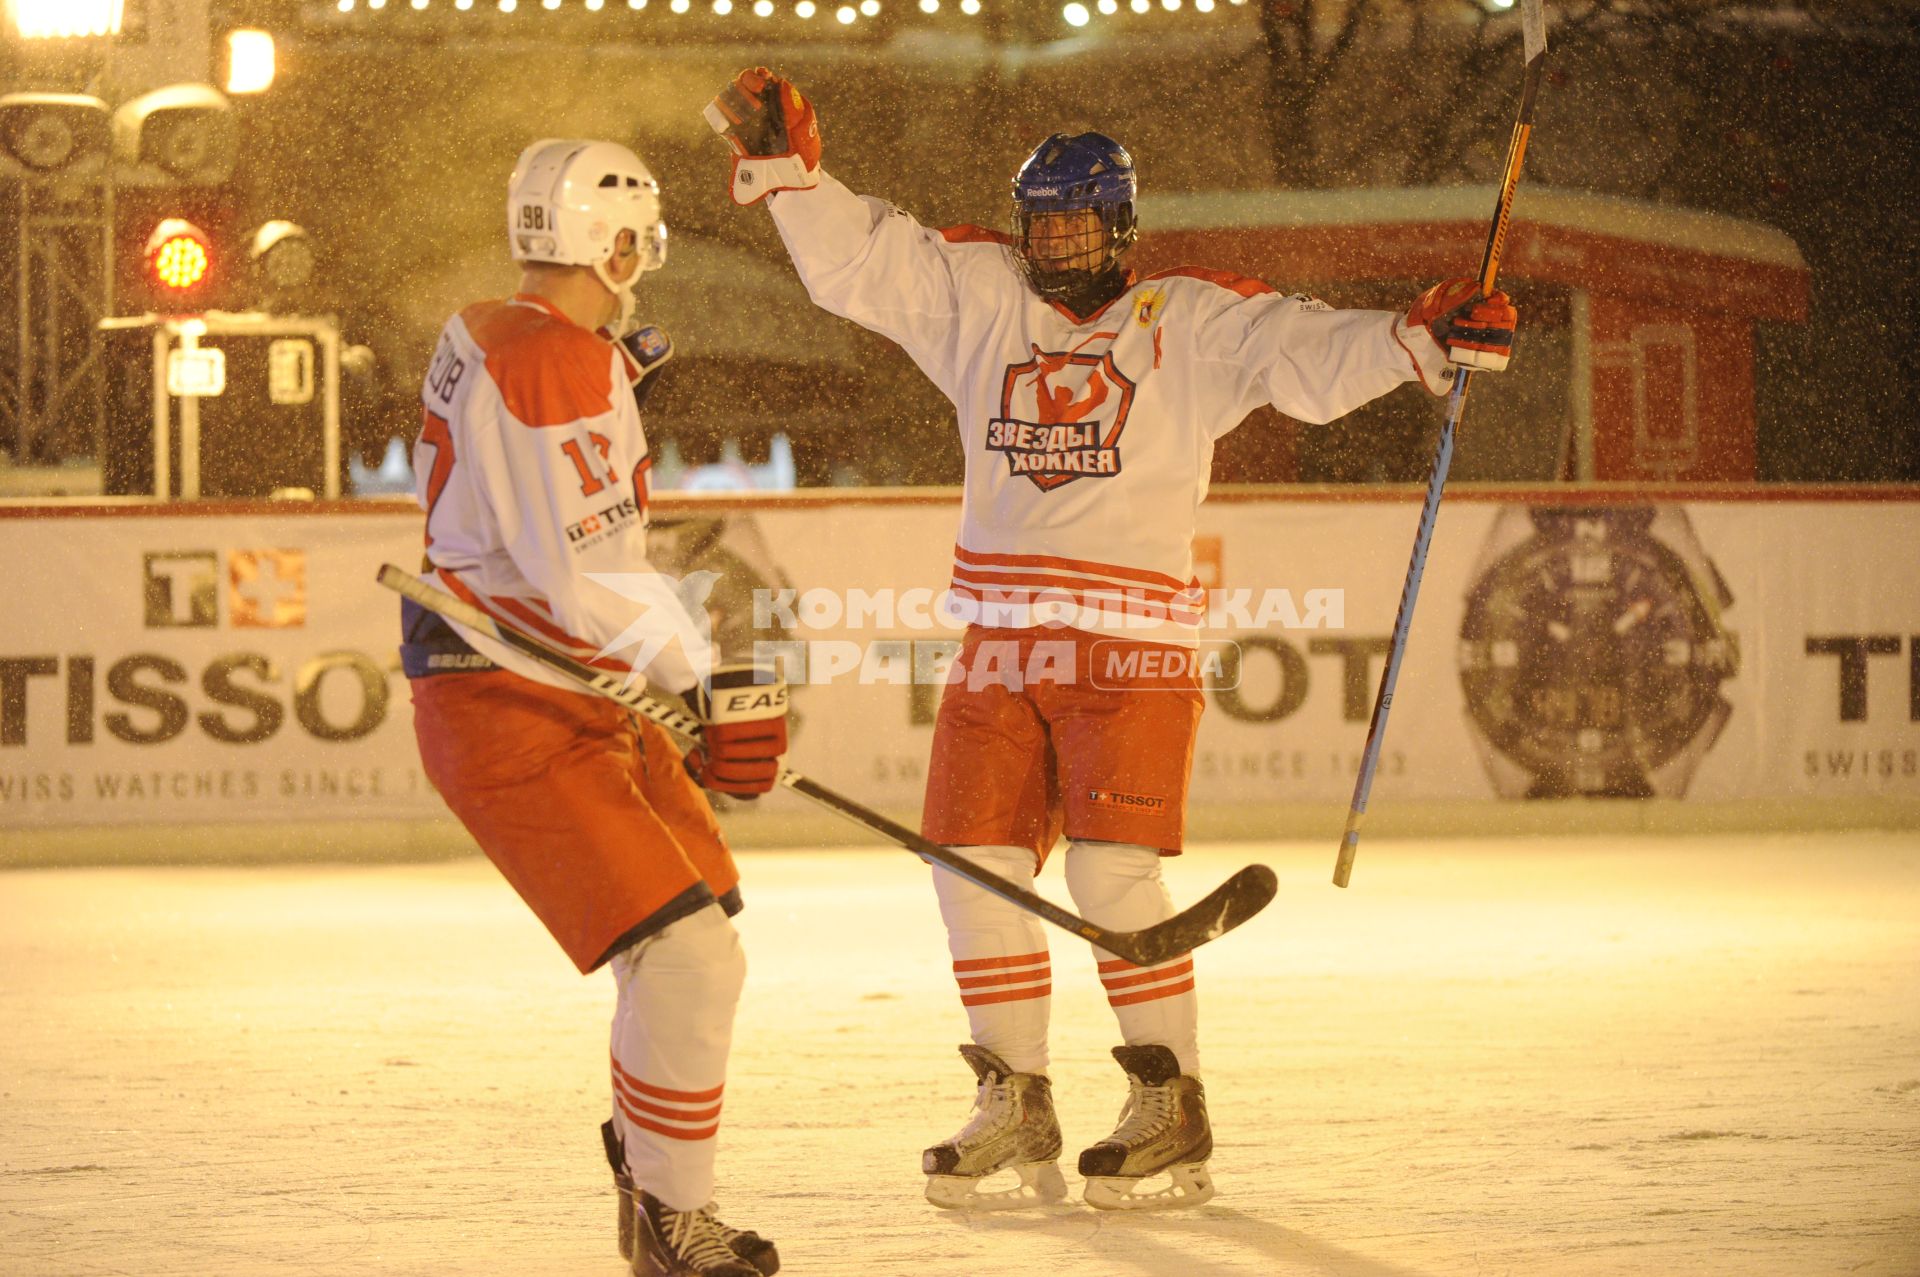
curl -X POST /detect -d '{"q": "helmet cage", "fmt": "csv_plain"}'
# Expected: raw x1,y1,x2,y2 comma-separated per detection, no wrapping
1010,200,1137,305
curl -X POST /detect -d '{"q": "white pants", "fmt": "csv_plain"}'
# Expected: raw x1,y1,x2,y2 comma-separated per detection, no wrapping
608,904,746,1210
933,842,1200,1077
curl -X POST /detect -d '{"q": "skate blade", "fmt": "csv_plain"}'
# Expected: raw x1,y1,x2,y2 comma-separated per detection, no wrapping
1083,1162,1215,1211
925,1161,1068,1211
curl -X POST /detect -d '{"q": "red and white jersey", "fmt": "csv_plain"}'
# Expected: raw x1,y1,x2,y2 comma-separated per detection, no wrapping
770,171,1453,642
414,293,711,694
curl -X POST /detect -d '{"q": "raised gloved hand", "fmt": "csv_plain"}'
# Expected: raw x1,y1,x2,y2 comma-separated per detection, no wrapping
617,324,674,412
1406,277,1518,372
704,67,821,206
684,663,789,799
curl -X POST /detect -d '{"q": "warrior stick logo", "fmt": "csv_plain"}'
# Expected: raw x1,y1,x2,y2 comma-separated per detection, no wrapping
986,341,1135,492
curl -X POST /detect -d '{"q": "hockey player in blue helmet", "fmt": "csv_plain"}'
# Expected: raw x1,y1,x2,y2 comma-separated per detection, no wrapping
710,66,1518,1222
1007,131,1140,318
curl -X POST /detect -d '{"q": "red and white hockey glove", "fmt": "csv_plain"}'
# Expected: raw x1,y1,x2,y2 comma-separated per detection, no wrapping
704,67,821,206
1406,277,1518,372
616,324,674,413
684,663,789,799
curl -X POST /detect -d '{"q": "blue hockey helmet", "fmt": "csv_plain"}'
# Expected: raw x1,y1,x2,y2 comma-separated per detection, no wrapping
1009,132,1139,310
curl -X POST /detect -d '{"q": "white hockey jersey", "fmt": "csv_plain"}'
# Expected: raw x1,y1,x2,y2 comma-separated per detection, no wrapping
770,171,1455,643
413,294,711,694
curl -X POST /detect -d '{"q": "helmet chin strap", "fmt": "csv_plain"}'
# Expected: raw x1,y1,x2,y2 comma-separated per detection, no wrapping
593,258,638,337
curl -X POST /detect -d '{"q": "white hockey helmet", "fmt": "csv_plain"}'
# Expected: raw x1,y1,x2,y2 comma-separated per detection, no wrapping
507,139,667,329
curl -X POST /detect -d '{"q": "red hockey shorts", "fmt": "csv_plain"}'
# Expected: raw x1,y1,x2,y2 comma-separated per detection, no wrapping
921,626,1205,863
410,670,740,974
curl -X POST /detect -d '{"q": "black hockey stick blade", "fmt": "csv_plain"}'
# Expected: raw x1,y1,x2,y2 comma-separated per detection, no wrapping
1114,863,1279,967
784,770,1277,966
377,563,1279,966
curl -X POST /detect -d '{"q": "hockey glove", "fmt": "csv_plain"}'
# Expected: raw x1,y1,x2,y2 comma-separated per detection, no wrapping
684,663,789,799
1406,276,1518,372
704,67,821,206
617,324,674,413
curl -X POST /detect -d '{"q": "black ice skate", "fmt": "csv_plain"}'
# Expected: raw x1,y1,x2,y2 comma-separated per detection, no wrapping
922,1044,1068,1210
631,1190,782,1277
603,1121,779,1275
1077,1044,1216,1211
602,1119,638,1261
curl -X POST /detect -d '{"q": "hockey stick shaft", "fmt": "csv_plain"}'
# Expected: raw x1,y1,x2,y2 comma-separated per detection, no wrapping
377,565,1275,966
1334,0,1547,889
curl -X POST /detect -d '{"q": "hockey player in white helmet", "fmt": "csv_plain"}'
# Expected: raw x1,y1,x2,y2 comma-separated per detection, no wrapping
507,137,668,334
405,139,786,1275
707,71,1515,1213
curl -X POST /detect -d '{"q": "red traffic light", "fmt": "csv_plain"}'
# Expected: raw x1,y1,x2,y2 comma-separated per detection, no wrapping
145,218,211,293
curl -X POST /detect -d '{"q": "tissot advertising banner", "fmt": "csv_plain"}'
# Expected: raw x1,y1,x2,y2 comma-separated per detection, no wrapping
0,511,441,828
2,495,1916,833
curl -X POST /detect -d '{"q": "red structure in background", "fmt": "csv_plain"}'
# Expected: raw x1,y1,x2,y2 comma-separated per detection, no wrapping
1134,187,1809,482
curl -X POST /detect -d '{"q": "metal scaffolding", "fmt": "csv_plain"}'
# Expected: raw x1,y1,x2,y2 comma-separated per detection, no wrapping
2,174,115,463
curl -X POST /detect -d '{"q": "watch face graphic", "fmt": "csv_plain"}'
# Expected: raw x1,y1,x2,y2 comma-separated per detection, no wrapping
1457,506,1738,799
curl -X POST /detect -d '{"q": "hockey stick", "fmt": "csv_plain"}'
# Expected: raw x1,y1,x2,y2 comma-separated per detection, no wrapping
1333,0,1548,889
377,565,1276,965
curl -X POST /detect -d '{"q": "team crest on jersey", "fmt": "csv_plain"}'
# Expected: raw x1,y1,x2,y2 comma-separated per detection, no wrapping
1133,286,1167,328
986,344,1136,492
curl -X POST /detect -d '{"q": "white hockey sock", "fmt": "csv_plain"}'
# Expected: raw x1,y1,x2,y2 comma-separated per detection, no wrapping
1064,841,1200,1077
931,844,1052,1076
608,903,747,1212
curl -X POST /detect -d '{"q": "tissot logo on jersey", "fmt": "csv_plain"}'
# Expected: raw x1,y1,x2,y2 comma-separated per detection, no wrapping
565,494,640,551
986,346,1136,492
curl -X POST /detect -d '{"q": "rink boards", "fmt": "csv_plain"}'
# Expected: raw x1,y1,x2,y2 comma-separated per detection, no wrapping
1,487,1916,851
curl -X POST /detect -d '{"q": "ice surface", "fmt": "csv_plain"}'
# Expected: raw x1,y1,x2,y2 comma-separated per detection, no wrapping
2,833,1917,1276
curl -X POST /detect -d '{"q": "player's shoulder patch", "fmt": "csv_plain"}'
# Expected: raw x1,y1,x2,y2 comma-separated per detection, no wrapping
939,224,1016,247
1284,292,1333,312
1144,265,1277,299
465,298,613,428
628,325,671,360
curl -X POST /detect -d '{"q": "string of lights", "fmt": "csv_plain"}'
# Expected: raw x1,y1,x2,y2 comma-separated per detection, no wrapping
5,0,127,39
329,0,945,21
321,0,1253,25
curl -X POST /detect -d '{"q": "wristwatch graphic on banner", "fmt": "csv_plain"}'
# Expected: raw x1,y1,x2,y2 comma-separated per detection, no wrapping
1456,505,1739,799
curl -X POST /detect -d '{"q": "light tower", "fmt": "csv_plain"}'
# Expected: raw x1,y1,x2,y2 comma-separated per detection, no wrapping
0,90,115,463
0,0,242,467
